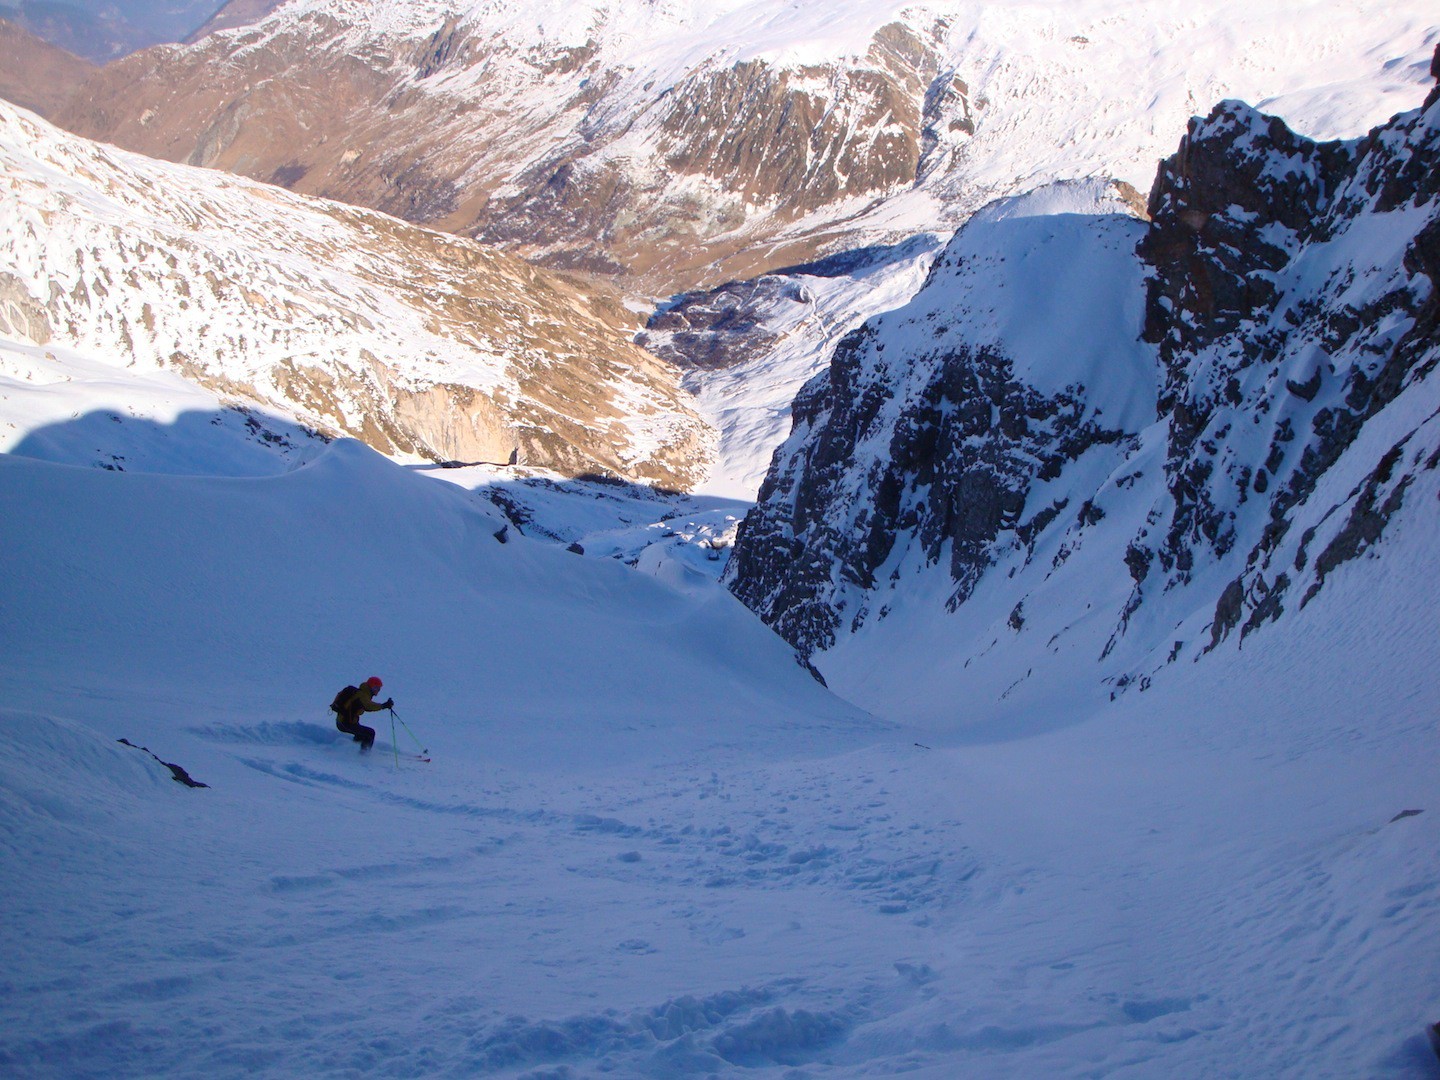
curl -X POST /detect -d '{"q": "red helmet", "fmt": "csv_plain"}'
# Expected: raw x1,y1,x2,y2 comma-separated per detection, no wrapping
365,676,383,690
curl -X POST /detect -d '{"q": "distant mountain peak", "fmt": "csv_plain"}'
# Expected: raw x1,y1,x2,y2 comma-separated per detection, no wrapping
31,1,1436,294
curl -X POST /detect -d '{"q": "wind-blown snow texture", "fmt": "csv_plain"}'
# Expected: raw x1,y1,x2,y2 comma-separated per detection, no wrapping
3,386,1439,1079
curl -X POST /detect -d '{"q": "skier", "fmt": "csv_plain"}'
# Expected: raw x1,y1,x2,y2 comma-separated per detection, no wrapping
333,676,393,752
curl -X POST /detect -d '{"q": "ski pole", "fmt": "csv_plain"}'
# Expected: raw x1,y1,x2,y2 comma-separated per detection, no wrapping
389,708,428,756
391,710,399,768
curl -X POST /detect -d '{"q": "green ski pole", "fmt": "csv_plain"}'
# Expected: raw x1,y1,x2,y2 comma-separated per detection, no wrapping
390,708,429,759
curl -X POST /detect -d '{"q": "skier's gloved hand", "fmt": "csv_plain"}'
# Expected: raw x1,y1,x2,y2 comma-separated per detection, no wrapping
383,698,394,709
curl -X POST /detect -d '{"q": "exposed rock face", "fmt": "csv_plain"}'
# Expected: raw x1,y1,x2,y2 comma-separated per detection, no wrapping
726,180,1154,655
0,101,714,488
642,275,812,373
45,9,952,293
727,54,1440,702
0,269,51,344
466,14,954,291
1138,58,1440,649
725,323,1136,653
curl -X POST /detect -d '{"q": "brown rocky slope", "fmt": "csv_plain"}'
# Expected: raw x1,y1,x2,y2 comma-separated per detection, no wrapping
0,100,714,488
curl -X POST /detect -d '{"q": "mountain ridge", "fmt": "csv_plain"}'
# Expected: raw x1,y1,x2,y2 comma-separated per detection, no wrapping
0,17,94,115
26,0,1435,296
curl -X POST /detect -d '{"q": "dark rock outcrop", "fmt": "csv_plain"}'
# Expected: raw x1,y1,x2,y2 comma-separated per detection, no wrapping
727,47,1440,693
724,180,1150,655
1140,52,1440,647
726,326,1133,653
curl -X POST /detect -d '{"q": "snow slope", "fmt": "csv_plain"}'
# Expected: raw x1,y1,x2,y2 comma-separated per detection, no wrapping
0,334,333,475
3,345,1439,1077
3,13,1439,1077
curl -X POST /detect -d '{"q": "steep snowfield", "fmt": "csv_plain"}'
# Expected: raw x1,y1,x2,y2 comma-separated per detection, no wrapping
3,344,1439,1077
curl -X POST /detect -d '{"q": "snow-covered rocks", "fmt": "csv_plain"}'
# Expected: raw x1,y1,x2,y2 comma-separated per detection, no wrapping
1139,59,1440,648
725,178,1154,655
727,51,1440,719
0,100,715,487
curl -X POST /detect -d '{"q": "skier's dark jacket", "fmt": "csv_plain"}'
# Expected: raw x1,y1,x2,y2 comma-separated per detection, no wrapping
340,682,388,721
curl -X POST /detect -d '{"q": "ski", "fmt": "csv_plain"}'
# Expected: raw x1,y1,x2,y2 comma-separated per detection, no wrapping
361,746,429,762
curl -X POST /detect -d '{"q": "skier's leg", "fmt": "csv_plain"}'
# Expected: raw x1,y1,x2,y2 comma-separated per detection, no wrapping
337,713,364,741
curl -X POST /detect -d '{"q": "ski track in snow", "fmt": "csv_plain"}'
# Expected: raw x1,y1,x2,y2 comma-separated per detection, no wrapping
5,671,1438,1079
2,717,985,1077
2,344,1439,1077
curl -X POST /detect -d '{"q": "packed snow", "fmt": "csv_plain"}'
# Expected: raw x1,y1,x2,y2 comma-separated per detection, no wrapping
3,317,1439,1076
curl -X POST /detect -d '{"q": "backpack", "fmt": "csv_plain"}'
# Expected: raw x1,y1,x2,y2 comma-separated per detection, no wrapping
330,685,359,714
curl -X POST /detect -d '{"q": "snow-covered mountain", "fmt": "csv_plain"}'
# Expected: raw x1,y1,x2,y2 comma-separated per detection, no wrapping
36,0,1438,296
4,11,1440,1077
12,0,1434,499
0,99,715,487
727,47,1440,725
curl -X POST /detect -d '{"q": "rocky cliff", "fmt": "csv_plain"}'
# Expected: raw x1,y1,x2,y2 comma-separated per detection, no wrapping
725,51,1440,709
0,101,714,488
725,179,1154,653
1139,49,1440,651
